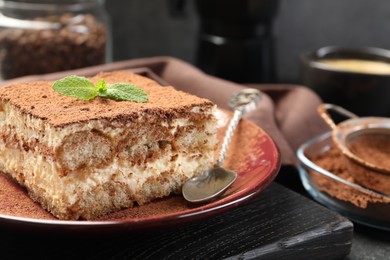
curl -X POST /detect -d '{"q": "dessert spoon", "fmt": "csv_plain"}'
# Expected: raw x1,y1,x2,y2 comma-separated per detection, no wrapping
182,88,262,203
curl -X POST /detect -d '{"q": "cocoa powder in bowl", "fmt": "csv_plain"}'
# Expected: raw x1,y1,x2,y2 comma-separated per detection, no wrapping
309,145,390,208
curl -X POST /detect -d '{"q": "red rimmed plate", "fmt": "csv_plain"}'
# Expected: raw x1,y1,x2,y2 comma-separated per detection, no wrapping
0,109,280,234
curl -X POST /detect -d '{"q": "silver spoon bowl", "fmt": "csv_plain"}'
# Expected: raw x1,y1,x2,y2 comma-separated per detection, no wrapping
182,88,262,203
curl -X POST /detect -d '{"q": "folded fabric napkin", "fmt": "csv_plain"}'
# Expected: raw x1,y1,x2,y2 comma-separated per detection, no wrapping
1,56,329,174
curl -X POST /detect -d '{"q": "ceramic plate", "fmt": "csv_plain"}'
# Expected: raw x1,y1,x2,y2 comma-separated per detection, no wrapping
0,109,280,234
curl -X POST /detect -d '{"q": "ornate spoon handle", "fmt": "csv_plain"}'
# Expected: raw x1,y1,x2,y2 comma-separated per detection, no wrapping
216,88,262,167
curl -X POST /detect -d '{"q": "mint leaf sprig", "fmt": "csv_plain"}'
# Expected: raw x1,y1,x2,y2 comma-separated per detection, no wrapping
52,75,148,102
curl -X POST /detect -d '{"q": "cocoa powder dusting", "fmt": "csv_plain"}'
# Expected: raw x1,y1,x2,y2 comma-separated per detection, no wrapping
0,173,55,220
309,146,390,208
0,71,215,127
96,196,189,220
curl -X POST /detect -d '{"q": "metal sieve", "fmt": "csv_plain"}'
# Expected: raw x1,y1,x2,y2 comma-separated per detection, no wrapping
318,103,390,196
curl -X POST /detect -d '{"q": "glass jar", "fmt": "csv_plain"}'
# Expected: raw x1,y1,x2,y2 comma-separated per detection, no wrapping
0,0,111,80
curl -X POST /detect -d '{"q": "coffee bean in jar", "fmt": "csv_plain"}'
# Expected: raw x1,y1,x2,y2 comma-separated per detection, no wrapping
0,0,111,80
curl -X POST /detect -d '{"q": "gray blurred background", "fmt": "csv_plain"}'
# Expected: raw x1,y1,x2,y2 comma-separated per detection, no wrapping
105,0,390,84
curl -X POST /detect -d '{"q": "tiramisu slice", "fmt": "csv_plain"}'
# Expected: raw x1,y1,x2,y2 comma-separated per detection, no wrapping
0,71,217,220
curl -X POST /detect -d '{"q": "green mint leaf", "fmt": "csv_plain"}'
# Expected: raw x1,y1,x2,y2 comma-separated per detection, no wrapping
52,75,97,100
96,79,107,94
99,82,148,102
52,76,149,103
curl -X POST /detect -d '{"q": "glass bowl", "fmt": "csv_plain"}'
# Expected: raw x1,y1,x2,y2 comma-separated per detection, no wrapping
297,131,390,231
